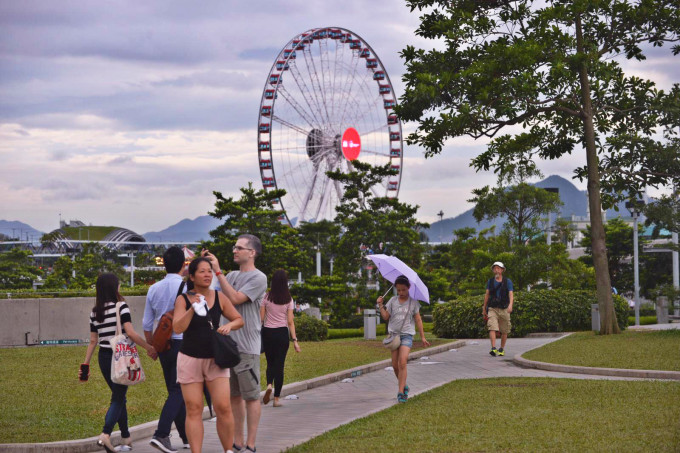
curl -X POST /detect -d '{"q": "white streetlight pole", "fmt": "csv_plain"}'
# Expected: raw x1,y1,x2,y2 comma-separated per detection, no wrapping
633,211,640,327
626,200,644,327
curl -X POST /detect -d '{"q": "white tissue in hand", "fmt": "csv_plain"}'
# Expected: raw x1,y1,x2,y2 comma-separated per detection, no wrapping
192,296,208,316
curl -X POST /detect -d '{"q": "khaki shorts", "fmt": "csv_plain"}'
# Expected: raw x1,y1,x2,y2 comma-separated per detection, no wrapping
487,307,511,334
230,353,260,401
177,352,230,384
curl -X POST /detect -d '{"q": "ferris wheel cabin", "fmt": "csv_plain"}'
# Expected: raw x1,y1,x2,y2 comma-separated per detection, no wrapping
366,59,378,69
373,71,385,80
259,159,272,169
283,49,296,59
263,177,275,187
384,99,396,109
390,148,401,157
264,89,276,100
387,114,398,124
276,60,290,71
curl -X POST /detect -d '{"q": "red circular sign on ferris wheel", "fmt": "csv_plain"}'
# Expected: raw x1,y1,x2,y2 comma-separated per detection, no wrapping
341,127,361,161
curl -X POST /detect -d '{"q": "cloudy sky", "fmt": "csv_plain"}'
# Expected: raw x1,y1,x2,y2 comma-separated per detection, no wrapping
1,1,677,235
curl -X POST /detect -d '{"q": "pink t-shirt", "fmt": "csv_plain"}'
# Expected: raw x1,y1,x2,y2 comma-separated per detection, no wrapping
262,295,294,328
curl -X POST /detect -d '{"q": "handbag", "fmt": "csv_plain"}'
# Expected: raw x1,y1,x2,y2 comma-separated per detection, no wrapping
382,298,412,351
110,302,146,385
209,318,241,369
151,281,185,353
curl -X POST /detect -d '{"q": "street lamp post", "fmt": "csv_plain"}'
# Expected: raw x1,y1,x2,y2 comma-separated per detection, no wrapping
626,200,645,326
544,188,560,245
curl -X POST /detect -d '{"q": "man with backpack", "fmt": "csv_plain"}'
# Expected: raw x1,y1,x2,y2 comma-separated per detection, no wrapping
482,261,514,357
143,246,189,452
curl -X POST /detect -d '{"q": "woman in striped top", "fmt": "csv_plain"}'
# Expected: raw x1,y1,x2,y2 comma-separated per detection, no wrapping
80,273,156,453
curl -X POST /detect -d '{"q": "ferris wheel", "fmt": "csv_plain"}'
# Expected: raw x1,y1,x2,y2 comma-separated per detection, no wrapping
257,27,404,226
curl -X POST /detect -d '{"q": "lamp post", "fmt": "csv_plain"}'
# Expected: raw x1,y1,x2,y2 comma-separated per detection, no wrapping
437,210,444,243
626,200,645,326
544,188,560,245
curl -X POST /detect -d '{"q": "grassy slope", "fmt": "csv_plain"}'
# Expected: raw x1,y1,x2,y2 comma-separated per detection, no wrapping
286,378,680,453
523,330,680,371
0,334,449,443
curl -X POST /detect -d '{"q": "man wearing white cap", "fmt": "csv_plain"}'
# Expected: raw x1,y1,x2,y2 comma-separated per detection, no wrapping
482,261,514,356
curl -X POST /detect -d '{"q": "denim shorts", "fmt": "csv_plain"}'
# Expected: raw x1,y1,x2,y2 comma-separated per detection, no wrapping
400,334,414,348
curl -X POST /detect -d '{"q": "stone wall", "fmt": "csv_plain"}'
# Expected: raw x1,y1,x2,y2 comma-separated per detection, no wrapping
0,296,147,346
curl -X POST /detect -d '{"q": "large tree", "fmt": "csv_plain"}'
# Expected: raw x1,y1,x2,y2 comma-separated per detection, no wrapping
397,0,680,333
207,183,311,278
0,248,42,289
470,181,562,243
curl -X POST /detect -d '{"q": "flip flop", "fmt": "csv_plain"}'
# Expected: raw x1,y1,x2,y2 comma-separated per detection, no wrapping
262,387,272,405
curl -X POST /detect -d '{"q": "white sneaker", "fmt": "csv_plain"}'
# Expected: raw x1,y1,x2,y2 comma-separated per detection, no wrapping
115,446,132,452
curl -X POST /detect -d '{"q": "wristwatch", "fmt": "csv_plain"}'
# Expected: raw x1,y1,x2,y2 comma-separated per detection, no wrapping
291,338,298,342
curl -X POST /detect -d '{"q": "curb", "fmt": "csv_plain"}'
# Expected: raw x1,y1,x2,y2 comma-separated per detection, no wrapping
513,334,680,381
0,340,465,452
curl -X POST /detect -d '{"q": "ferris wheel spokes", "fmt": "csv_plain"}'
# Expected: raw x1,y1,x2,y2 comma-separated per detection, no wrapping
276,85,319,130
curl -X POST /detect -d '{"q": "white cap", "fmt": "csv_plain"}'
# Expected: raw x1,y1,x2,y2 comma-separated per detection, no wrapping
491,261,505,270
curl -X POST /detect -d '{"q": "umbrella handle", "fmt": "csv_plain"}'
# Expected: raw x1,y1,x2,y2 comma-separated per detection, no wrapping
381,285,394,299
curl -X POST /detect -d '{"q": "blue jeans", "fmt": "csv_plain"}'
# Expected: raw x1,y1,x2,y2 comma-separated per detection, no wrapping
400,334,414,348
98,348,130,437
155,339,187,440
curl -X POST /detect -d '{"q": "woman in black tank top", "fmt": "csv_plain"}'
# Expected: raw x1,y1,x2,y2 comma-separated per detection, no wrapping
173,257,243,453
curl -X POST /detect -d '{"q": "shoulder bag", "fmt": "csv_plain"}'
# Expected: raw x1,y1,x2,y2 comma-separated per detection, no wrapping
151,281,185,353
192,290,241,369
110,302,146,385
382,298,412,350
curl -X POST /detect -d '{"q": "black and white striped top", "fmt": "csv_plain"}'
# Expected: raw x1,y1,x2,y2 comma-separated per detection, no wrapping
89,301,132,349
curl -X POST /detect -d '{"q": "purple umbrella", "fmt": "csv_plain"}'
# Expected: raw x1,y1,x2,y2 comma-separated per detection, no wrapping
367,254,430,304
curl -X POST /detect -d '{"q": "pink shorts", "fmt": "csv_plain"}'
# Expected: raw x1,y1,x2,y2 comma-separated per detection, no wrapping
177,352,230,384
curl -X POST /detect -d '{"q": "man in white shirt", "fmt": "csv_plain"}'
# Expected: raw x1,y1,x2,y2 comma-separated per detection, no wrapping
143,246,189,453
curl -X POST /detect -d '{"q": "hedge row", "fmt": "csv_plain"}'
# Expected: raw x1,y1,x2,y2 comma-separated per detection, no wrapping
433,290,629,339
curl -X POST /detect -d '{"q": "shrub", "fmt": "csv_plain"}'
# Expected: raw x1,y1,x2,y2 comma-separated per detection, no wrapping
295,313,329,341
328,313,364,329
433,290,629,338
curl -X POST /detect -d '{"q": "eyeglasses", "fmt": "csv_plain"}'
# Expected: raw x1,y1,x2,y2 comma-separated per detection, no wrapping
232,245,253,252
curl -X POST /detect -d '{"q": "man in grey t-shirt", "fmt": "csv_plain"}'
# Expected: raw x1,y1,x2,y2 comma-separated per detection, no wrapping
204,234,267,453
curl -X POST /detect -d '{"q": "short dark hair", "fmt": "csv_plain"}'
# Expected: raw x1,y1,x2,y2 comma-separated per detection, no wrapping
163,246,185,273
395,275,410,288
239,234,262,258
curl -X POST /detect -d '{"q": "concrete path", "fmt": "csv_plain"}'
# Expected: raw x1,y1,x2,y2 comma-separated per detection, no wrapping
628,322,680,330
122,336,642,453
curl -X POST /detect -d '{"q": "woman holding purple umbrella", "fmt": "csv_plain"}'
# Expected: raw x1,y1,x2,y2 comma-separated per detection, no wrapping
376,275,429,403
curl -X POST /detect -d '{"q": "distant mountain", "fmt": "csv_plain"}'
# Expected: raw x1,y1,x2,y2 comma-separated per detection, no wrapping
423,175,633,242
143,215,222,242
0,220,44,241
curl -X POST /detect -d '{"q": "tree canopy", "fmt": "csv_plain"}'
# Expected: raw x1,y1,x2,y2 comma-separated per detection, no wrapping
397,0,680,333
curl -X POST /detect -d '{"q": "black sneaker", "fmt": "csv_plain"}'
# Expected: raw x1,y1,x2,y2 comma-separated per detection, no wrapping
150,436,178,453
489,347,497,357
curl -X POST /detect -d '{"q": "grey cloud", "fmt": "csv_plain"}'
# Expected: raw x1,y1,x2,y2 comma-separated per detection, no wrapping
238,47,285,61
107,156,134,165
41,178,108,201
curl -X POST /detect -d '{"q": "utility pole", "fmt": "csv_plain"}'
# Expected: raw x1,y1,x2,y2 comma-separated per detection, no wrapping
626,200,645,326
437,210,444,243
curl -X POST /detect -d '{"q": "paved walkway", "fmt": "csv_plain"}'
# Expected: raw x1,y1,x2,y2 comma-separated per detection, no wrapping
122,336,641,453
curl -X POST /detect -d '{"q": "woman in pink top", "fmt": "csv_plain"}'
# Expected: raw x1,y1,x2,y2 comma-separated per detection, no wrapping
260,269,301,407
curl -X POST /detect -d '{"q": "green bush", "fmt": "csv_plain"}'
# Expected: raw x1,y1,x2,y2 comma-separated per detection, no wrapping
628,315,657,326
433,290,629,339
327,324,389,340
629,303,656,317
295,314,329,341
328,313,364,329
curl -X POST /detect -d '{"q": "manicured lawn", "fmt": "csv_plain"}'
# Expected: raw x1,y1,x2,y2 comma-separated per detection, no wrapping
286,378,680,452
0,334,450,443
523,329,680,371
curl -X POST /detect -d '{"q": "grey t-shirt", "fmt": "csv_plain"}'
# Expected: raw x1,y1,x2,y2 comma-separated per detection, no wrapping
221,269,267,355
386,296,420,335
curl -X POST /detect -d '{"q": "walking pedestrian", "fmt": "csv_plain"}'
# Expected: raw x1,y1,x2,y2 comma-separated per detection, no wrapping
376,275,430,403
260,269,301,407
173,256,244,453
482,261,514,357
143,246,189,452
202,234,267,453
79,273,156,453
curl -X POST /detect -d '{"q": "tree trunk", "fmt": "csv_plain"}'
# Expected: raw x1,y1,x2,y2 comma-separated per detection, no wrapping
575,14,620,334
